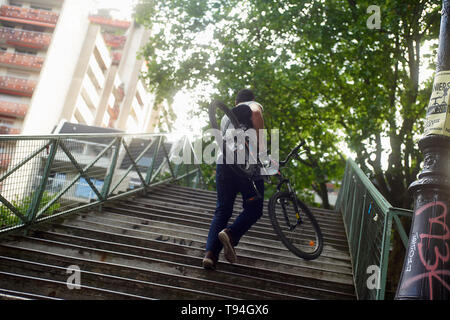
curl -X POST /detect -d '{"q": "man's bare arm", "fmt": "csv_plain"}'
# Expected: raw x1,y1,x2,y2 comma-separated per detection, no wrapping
250,105,265,152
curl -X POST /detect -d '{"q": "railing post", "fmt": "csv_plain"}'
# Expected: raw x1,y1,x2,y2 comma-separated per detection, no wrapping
354,190,367,285
395,0,450,300
348,175,358,240
145,136,162,186
26,139,58,224
378,210,393,300
101,137,121,200
161,136,176,180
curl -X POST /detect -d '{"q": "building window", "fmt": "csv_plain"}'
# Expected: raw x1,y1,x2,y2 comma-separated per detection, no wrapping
30,5,52,12
47,173,67,193
75,178,104,200
7,69,30,79
15,49,37,56
22,24,46,33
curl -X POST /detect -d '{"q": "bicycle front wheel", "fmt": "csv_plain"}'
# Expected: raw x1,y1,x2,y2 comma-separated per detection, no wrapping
268,191,323,260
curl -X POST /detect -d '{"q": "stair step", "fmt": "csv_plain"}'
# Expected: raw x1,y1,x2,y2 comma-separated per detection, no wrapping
143,190,344,225
0,246,313,300
0,237,353,299
0,183,356,300
119,197,348,237
72,211,352,264
102,204,350,252
0,255,229,300
0,270,152,300
46,218,353,276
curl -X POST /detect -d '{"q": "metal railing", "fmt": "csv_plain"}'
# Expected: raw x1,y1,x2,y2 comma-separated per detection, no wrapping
0,133,204,236
335,159,413,300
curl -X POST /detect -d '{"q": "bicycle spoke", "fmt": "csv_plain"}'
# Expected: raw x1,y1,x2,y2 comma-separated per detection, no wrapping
269,192,323,259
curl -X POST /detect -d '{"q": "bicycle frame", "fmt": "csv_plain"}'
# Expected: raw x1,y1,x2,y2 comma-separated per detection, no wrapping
271,145,308,229
272,168,304,230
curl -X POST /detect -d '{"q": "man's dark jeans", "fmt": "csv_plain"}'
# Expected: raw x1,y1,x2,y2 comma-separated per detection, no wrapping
205,164,265,260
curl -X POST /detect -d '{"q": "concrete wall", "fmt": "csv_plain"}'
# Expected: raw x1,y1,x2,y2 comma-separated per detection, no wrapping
115,23,151,132
59,24,100,124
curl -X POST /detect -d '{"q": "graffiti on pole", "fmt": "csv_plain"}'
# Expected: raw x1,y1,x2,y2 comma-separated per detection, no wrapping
397,201,450,299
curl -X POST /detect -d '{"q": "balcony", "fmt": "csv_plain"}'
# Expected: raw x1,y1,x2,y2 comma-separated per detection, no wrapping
102,33,126,49
0,100,28,118
111,50,122,65
0,5,59,28
0,126,20,134
0,51,44,70
0,76,37,97
89,16,131,30
0,27,52,50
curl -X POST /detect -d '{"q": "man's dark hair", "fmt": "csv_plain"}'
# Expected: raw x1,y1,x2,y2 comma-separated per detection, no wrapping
235,89,255,105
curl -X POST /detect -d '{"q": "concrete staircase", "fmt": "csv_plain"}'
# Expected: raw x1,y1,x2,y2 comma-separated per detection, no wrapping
0,184,356,300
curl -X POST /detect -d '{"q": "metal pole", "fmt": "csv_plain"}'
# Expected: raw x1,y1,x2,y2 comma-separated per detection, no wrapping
395,0,450,300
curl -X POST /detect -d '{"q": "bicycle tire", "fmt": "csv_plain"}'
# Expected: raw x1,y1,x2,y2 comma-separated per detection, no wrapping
209,100,240,130
268,191,323,260
208,100,258,179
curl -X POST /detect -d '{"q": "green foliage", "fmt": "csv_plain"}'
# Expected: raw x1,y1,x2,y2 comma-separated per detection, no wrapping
135,0,440,209
0,191,61,229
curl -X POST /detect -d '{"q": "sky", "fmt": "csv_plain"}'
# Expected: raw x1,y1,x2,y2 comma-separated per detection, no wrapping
92,0,137,20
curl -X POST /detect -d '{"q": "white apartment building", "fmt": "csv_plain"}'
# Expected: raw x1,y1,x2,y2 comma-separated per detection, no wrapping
0,0,162,135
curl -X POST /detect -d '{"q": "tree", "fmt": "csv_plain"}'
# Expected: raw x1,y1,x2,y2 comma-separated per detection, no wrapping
135,0,440,208
135,0,441,293
135,0,349,208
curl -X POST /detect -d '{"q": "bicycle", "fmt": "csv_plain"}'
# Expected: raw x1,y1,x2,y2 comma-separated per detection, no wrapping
208,100,324,260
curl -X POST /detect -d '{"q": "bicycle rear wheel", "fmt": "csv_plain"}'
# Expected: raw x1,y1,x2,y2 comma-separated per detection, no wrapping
268,191,323,260
208,100,240,130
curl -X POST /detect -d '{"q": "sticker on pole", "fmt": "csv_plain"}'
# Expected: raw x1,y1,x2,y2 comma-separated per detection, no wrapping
424,71,450,137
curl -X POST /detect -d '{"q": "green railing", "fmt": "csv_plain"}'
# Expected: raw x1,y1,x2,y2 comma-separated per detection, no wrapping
0,133,204,236
335,159,413,300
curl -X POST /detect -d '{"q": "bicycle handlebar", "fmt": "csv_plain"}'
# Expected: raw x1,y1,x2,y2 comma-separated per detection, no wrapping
279,141,305,168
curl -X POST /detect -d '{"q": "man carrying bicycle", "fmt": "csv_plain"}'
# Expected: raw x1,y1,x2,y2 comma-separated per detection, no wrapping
203,89,266,270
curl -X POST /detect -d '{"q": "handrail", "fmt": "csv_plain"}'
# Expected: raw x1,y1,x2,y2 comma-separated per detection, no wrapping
0,133,205,237
335,158,413,300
